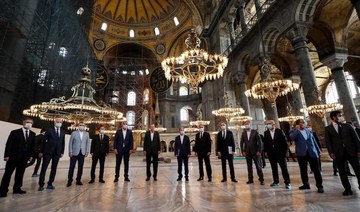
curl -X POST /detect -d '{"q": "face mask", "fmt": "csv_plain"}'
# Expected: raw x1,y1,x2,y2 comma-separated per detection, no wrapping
100,130,105,134
122,125,128,130
55,123,62,128
307,128,312,131
180,131,184,135
199,128,204,132
245,125,251,129
24,123,32,129
266,124,273,130
79,126,85,131
338,116,345,123
221,125,226,130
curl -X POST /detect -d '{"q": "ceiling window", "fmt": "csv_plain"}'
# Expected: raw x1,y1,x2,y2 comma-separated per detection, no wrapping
111,90,119,104
77,7,84,15
129,29,135,38
37,69,47,87
127,91,136,106
154,27,160,36
143,89,149,104
180,107,189,122
126,111,135,126
101,22,108,31
179,86,188,96
174,17,179,26
59,47,68,57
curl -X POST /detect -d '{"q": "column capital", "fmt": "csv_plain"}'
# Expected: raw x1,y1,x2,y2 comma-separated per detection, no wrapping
235,0,246,8
290,75,301,84
285,24,309,43
321,53,348,70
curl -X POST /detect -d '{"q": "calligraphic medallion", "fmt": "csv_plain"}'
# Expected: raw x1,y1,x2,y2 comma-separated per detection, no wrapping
150,67,172,93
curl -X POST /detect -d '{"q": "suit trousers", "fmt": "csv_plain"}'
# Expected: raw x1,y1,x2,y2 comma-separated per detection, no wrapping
221,154,235,180
0,158,27,194
335,150,360,191
27,153,42,175
297,153,323,188
268,154,290,184
246,154,264,182
68,152,85,183
146,152,159,178
91,155,106,180
39,154,60,187
198,154,212,179
115,152,130,179
177,155,189,177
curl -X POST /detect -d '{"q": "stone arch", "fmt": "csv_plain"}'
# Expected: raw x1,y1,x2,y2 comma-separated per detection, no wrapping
259,27,281,55
295,0,321,23
307,22,336,60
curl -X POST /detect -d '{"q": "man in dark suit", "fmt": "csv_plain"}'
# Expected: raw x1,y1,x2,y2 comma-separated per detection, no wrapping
89,126,109,184
325,111,360,196
263,120,291,189
194,124,212,182
38,118,65,191
27,128,46,177
114,121,134,182
216,122,237,183
174,127,191,181
143,124,161,181
241,120,264,185
0,118,35,197
290,119,323,193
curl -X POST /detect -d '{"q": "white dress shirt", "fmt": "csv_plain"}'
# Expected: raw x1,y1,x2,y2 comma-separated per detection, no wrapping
122,129,127,140
150,131,154,141
247,131,251,140
270,129,275,140
332,122,339,133
79,131,84,140
299,129,308,140
222,130,226,139
22,127,29,140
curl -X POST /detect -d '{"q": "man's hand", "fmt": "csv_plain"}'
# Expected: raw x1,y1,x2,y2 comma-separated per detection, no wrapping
143,151,146,156
114,149,118,155
69,153,72,158
217,152,221,157
195,152,197,156
330,153,336,160
38,153,43,158
28,157,33,162
357,152,360,158
91,153,93,156
60,154,63,158
207,152,211,156
256,152,261,156
85,153,88,157
242,152,246,157
265,152,268,157
158,151,161,155
4,157,9,161
188,154,191,158
296,125,301,130
129,150,135,154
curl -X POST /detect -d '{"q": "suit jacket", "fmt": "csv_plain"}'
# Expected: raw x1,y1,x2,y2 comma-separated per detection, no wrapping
33,133,45,153
91,134,110,157
290,128,320,158
263,128,288,157
325,123,360,157
240,129,262,155
174,135,191,157
194,131,211,155
69,130,90,156
216,130,235,155
143,131,160,154
114,129,134,154
41,127,65,155
4,128,35,160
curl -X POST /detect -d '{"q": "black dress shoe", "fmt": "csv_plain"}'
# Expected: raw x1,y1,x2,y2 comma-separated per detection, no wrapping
76,182,83,186
260,181,265,185
299,185,311,190
347,173,356,177
208,178,212,182
185,177,189,181
153,178,157,181
0,193,7,198
89,180,95,184
221,179,227,182
317,188,324,193
333,172,338,176
231,179,238,183
124,178,130,182
99,180,105,183
197,177,204,181
66,183,72,187
342,190,353,196
177,177,182,181
13,189,26,194
246,181,254,184
114,178,119,183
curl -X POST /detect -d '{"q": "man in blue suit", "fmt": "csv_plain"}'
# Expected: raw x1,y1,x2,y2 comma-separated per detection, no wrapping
38,118,65,191
174,127,191,181
67,123,90,187
114,121,134,182
290,119,324,193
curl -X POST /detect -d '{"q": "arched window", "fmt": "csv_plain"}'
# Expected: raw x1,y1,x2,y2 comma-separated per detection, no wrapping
127,91,136,106
143,89,149,104
126,111,135,126
154,27,160,36
179,86,188,96
174,17,179,26
326,72,359,104
101,22,108,31
180,106,190,122
129,29,135,38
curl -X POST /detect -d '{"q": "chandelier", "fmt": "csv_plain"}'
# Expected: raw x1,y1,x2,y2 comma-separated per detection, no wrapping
189,120,210,126
307,103,343,118
23,65,123,124
212,91,245,122
161,29,228,91
184,127,199,133
229,116,253,123
278,116,304,123
154,127,167,132
245,59,299,107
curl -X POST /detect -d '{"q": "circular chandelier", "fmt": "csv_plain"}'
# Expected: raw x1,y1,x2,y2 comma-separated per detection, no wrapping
189,120,210,126
230,116,253,123
212,107,245,122
307,103,343,118
23,65,123,124
184,127,199,133
278,116,304,123
161,29,228,91
154,127,167,132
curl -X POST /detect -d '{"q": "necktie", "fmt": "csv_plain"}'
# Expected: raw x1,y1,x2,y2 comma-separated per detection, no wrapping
200,132,202,139
223,131,225,139
338,124,342,135
25,130,29,142
56,128,60,138
100,134,103,141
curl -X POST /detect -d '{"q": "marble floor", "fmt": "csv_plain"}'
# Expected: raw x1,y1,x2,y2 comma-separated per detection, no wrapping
0,155,359,212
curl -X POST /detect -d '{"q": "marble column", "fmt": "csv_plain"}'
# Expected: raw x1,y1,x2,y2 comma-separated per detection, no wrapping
289,76,304,115
237,3,248,34
227,20,235,47
322,54,360,124
287,26,324,140
238,82,251,116
254,0,263,19
351,0,360,19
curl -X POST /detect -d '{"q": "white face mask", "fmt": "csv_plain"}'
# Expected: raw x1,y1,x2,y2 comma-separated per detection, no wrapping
199,128,204,132
122,125,128,130
307,128,312,131
100,130,105,134
221,125,226,130
78,126,85,131
55,122,62,128
180,131,184,135
338,116,345,123
24,123,32,130
266,124,273,130
245,125,251,129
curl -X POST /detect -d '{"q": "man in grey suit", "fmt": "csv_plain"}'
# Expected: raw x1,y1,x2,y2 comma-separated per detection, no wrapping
67,123,90,187
325,111,360,196
241,120,264,185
